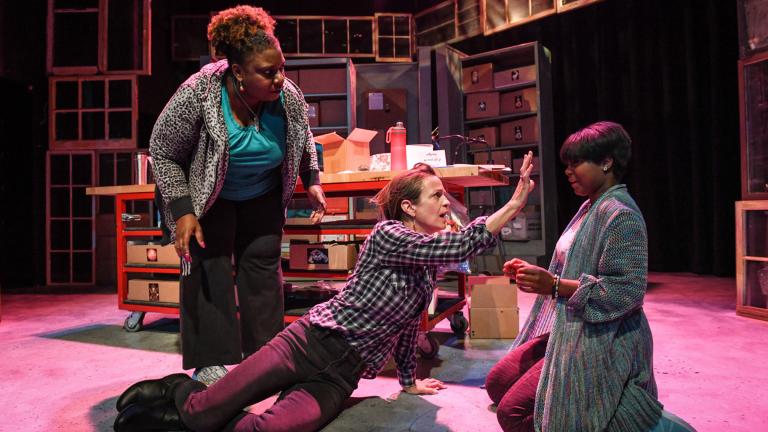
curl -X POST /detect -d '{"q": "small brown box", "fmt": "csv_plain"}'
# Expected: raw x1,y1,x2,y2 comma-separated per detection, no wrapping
467,275,511,287
473,152,494,165
470,307,520,339
462,62,494,92
493,65,537,88
314,128,376,174
298,68,347,94
319,100,347,127
289,243,357,270
500,116,539,145
500,88,538,114
127,279,180,303
285,69,299,85
307,102,320,128
468,126,498,149
471,283,518,308
465,92,500,120
126,243,179,267
487,150,512,168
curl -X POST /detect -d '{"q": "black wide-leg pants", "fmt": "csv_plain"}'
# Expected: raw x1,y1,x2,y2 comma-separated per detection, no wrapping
180,186,285,370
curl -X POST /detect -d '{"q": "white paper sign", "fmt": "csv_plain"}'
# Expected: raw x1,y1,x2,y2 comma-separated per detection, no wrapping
406,144,447,168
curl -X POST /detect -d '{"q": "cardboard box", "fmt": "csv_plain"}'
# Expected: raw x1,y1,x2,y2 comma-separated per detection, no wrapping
493,65,537,88
500,87,538,114
289,242,357,270
465,92,500,120
298,68,347,94
319,100,346,127
477,149,511,168
470,307,519,338
307,102,320,128
126,243,179,267
471,283,518,308
353,197,379,219
314,129,376,173
462,62,494,92
127,279,180,303
467,275,512,288
500,116,539,145
468,126,498,149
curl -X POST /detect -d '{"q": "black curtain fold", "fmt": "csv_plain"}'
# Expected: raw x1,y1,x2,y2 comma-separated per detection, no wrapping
455,0,740,275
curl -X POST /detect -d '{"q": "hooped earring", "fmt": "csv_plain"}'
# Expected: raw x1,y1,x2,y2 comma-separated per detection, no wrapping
602,166,609,172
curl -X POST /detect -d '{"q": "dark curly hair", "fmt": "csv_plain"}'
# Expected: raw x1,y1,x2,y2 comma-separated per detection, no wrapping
207,5,280,65
371,163,438,222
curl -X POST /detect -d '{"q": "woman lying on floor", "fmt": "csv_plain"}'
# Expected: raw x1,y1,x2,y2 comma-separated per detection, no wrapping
114,154,535,432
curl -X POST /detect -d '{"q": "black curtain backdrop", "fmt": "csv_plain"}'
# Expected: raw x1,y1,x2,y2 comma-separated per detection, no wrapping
455,0,740,276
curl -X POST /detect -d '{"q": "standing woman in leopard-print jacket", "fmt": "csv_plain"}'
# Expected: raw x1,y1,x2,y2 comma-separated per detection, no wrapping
149,5,327,385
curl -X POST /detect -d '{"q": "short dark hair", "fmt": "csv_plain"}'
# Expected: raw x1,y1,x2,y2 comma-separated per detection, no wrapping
559,121,632,180
370,163,438,222
207,5,281,65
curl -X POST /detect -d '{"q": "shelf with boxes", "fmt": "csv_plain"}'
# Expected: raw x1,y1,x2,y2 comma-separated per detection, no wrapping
284,58,357,138
457,41,557,267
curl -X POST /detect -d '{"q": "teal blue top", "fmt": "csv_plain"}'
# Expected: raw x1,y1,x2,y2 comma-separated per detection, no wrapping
219,87,286,201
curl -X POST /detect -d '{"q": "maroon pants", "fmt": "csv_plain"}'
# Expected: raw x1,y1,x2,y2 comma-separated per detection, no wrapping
174,316,364,432
485,333,549,432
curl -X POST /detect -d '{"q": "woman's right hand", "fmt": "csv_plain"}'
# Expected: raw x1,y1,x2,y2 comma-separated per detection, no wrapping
503,258,530,277
175,214,205,261
509,151,535,209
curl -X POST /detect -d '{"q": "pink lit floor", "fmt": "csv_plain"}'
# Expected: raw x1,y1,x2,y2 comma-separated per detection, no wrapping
0,273,765,431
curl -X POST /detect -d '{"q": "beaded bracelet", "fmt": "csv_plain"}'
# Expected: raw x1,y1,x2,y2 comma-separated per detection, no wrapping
552,275,560,299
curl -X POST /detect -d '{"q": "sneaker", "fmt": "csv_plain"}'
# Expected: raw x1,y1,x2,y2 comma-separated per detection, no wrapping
192,365,228,386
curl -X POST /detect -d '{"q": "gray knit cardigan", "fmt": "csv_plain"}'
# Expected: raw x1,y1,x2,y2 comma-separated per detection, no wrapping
149,60,320,241
512,184,663,431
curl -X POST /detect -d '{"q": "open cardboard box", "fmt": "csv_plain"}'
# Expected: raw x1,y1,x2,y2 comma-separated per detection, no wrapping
314,128,377,174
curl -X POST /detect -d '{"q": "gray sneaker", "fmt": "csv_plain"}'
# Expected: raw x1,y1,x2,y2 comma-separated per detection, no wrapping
192,365,228,386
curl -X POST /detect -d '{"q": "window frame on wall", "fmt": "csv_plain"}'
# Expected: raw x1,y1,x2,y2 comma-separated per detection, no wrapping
374,13,414,62
414,0,482,47
274,16,376,58
47,0,151,75
49,75,138,150
481,0,603,36
556,0,603,14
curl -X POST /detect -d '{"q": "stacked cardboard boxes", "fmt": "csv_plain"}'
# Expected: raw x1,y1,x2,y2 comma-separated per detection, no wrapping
468,275,519,339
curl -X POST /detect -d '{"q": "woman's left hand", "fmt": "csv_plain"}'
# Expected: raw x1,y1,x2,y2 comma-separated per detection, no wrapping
403,378,448,395
306,185,327,224
514,264,556,295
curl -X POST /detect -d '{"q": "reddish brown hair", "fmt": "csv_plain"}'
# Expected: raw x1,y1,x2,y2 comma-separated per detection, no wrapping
371,163,438,222
207,5,279,64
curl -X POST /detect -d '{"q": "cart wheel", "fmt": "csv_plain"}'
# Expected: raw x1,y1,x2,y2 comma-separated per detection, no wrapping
449,312,469,335
417,332,440,359
123,312,145,332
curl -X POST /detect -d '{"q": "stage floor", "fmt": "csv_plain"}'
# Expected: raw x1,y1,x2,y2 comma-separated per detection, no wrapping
0,272,765,431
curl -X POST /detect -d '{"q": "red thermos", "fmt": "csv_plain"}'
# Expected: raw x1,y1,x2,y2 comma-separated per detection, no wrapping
386,121,407,170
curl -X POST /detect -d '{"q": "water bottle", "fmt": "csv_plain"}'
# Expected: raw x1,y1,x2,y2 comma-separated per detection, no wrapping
386,121,407,171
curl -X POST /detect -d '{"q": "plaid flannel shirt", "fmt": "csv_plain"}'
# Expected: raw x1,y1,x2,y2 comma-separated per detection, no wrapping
308,216,496,387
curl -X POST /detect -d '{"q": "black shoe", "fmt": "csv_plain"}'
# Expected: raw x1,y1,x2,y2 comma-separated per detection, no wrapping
116,373,191,412
114,399,187,432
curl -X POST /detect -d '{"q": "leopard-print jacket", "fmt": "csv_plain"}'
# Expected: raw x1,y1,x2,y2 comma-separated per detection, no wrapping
150,60,320,242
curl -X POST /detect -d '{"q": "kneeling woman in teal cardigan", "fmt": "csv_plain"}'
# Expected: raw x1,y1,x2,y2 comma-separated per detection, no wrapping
486,121,690,432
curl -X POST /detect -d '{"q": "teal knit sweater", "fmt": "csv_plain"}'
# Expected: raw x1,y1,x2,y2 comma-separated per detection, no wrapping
512,184,663,431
